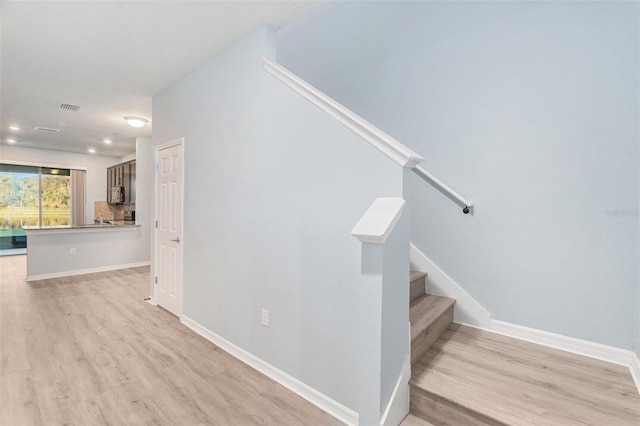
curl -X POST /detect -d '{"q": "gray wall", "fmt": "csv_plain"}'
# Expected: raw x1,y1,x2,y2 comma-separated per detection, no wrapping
26,227,146,278
135,138,153,265
153,26,404,411
278,1,640,351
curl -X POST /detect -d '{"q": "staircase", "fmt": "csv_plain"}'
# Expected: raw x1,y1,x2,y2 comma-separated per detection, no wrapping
409,271,455,365
402,271,640,426
403,271,452,426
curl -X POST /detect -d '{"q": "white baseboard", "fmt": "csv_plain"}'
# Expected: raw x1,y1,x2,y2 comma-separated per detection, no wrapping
26,260,151,281
491,319,640,396
380,354,410,426
180,315,359,425
631,353,640,394
410,243,491,329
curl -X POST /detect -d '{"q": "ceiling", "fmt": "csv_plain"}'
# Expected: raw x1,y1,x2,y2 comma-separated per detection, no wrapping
0,1,320,158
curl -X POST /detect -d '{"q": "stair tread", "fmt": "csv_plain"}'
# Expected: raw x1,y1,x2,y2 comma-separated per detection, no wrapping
410,294,455,341
400,414,435,426
410,324,640,426
410,270,427,282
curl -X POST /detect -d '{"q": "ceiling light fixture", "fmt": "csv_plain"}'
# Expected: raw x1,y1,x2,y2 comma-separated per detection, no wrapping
104,139,112,144
124,116,147,128
6,139,16,144
88,148,96,154
34,126,60,134
9,126,20,131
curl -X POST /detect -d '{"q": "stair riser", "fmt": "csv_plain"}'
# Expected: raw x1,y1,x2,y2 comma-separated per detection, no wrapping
410,276,425,303
410,385,506,426
411,305,453,364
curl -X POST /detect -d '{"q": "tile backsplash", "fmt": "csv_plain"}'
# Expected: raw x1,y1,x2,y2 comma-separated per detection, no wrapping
94,201,135,221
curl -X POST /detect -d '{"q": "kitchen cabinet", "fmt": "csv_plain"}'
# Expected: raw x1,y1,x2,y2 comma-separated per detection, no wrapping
129,161,136,203
107,160,136,204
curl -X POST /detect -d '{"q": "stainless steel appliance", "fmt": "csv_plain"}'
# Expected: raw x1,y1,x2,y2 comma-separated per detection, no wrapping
110,186,124,204
123,210,135,223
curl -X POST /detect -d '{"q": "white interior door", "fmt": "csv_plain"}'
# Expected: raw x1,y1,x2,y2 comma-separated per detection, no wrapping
155,141,183,316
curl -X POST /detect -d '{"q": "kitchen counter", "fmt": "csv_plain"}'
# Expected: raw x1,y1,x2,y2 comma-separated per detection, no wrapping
24,222,139,235
24,222,147,280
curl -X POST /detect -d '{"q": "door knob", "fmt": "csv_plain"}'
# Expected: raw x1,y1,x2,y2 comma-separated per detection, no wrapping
170,237,180,243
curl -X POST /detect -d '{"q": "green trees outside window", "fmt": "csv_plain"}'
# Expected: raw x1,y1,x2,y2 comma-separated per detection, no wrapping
0,164,71,250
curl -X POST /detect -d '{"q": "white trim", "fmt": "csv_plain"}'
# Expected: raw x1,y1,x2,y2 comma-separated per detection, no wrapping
263,59,423,169
26,261,150,281
410,243,491,328
181,315,359,426
491,320,640,396
155,138,183,151
491,319,640,366
351,198,405,244
379,354,410,426
631,354,640,394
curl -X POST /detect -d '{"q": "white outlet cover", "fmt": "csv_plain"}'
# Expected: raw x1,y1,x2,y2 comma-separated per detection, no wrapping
261,309,269,327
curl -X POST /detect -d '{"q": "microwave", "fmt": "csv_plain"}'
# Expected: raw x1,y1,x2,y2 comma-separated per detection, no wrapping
110,186,125,204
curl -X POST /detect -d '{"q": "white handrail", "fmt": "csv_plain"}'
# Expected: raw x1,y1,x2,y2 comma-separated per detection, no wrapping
263,59,473,215
412,166,473,214
263,59,423,168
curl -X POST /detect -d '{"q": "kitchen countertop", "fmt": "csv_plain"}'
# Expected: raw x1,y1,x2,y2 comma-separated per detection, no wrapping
24,222,140,234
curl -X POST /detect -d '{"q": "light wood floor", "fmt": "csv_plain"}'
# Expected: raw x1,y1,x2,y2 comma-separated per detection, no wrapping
411,323,640,425
0,255,343,425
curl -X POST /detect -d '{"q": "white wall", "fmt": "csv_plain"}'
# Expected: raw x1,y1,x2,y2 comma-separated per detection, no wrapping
153,25,404,412
119,151,136,163
0,145,114,224
277,1,640,351
135,138,153,273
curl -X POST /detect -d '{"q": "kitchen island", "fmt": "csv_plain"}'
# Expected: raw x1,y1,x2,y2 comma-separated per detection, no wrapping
24,222,149,280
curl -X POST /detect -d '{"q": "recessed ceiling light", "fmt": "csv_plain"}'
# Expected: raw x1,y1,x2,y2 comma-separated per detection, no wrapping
104,139,112,144
6,139,16,144
9,126,20,131
88,148,96,154
124,116,148,128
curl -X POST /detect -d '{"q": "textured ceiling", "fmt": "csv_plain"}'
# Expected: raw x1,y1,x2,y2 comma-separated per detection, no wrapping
0,1,320,158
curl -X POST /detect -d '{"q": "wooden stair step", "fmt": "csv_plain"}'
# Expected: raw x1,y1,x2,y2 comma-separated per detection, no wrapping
409,324,640,426
400,413,435,426
410,270,427,303
410,294,454,364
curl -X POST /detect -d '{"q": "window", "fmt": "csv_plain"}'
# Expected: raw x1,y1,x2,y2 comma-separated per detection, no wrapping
0,163,84,252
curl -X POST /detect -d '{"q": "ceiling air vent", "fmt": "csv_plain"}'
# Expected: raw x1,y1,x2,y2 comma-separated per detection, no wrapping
59,103,79,112
34,126,61,134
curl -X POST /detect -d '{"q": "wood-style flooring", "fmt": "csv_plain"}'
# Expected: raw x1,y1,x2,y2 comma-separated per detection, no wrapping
411,323,640,425
0,255,342,425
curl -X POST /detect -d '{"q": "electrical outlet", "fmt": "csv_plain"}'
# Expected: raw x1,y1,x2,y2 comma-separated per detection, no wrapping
261,309,269,327
69,247,76,255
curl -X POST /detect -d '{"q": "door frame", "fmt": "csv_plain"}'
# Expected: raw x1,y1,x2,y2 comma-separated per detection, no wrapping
151,137,185,316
